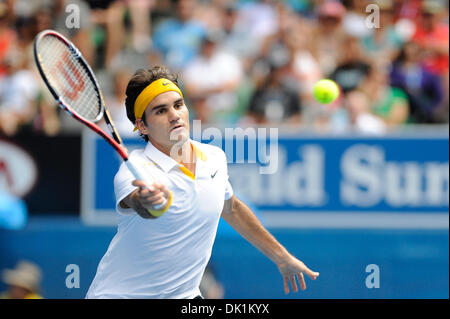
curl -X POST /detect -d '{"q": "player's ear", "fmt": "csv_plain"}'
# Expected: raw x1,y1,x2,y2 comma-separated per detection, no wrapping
136,118,149,135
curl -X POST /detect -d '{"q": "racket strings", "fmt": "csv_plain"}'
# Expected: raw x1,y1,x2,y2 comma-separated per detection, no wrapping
37,35,102,122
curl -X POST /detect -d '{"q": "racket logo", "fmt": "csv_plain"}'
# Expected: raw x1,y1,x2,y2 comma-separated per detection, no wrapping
51,51,85,100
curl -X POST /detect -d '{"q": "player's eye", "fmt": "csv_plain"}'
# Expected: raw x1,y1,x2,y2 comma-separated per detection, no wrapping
155,108,166,115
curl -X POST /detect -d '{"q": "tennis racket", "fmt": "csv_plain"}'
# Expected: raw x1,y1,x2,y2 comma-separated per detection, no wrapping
33,29,167,214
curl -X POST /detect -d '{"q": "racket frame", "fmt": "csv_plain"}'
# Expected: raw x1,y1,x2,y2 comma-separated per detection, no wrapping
34,30,127,158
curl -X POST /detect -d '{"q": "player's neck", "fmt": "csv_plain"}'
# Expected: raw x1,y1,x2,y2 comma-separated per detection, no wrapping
179,141,195,166
180,143,197,177
150,138,193,163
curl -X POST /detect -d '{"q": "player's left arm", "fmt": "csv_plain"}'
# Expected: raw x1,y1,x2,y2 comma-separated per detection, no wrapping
221,195,319,293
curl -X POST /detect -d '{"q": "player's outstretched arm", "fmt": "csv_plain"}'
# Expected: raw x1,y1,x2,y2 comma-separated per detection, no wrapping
221,195,319,294
120,180,172,219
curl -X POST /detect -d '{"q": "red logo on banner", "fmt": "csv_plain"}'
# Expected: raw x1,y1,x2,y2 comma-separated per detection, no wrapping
0,160,12,188
0,141,37,197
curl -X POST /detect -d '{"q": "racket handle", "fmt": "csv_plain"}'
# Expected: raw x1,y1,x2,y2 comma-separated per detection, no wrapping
125,159,167,212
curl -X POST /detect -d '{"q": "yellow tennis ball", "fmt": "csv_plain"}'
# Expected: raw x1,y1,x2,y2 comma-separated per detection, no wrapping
313,79,340,104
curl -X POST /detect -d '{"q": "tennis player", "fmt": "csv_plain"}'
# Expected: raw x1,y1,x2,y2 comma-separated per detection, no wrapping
86,66,319,299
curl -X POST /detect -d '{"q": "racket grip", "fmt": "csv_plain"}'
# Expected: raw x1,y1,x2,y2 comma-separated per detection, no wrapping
125,159,167,211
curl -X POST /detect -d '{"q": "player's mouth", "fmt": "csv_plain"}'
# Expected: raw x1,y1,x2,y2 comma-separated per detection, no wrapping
169,124,185,133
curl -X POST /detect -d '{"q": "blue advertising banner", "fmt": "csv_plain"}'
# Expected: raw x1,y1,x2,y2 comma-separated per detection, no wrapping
81,130,449,226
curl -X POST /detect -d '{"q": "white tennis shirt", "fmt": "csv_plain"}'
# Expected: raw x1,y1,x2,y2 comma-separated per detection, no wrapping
86,139,233,299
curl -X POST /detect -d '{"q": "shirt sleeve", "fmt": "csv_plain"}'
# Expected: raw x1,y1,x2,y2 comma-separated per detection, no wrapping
113,162,138,216
221,149,234,201
224,179,234,201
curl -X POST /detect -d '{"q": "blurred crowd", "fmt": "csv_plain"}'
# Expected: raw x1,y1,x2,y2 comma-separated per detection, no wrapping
0,0,448,137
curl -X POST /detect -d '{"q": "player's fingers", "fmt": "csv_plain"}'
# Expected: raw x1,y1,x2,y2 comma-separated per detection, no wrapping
289,275,298,293
138,187,159,199
283,276,290,294
133,180,155,192
151,182,163,189
298,273,306,291
303,267,320,280
142,192,165,205
150,193,166,206
132,180,146,188
153,183,171,196
151,196,166,207
150,183,172,203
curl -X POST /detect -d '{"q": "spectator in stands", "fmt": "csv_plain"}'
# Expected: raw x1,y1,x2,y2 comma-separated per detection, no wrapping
33,86,62,136
312,0,347,76
30,0,95,66
103,67,138,134
246,60,302,126
390,40,444,123
89,0,127,69
412,0,449,76
331,88,386,134
361,0,404,67
182,32,243,124
191,0,227,33
330,35,371,94
394,0,423,23
1,261,43,299
217,3,261,71
258,3,322,104
0,50,39,136
13,12,61,136
234,0,279,51
127,0,154,54
151,0,207,72
411,0,449,124
0,2,17,78
103,0,157,73
360,63,410,127
14,15,36,64
287,17,323,105
54,0,95,65
342,0,374,39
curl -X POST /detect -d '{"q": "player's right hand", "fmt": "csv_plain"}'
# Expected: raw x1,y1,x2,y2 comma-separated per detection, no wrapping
132,180,172,217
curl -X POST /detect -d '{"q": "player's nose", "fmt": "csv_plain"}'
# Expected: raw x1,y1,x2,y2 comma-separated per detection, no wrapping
168,107,181,123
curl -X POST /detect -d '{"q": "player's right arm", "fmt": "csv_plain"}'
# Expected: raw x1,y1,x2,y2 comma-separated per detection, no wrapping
114,156,172,219
120,181,171,219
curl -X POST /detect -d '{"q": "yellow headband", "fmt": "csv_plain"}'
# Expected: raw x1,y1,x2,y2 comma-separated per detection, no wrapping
133,78,183,130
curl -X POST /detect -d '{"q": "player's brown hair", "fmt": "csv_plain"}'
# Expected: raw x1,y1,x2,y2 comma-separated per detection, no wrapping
125,66,180,142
